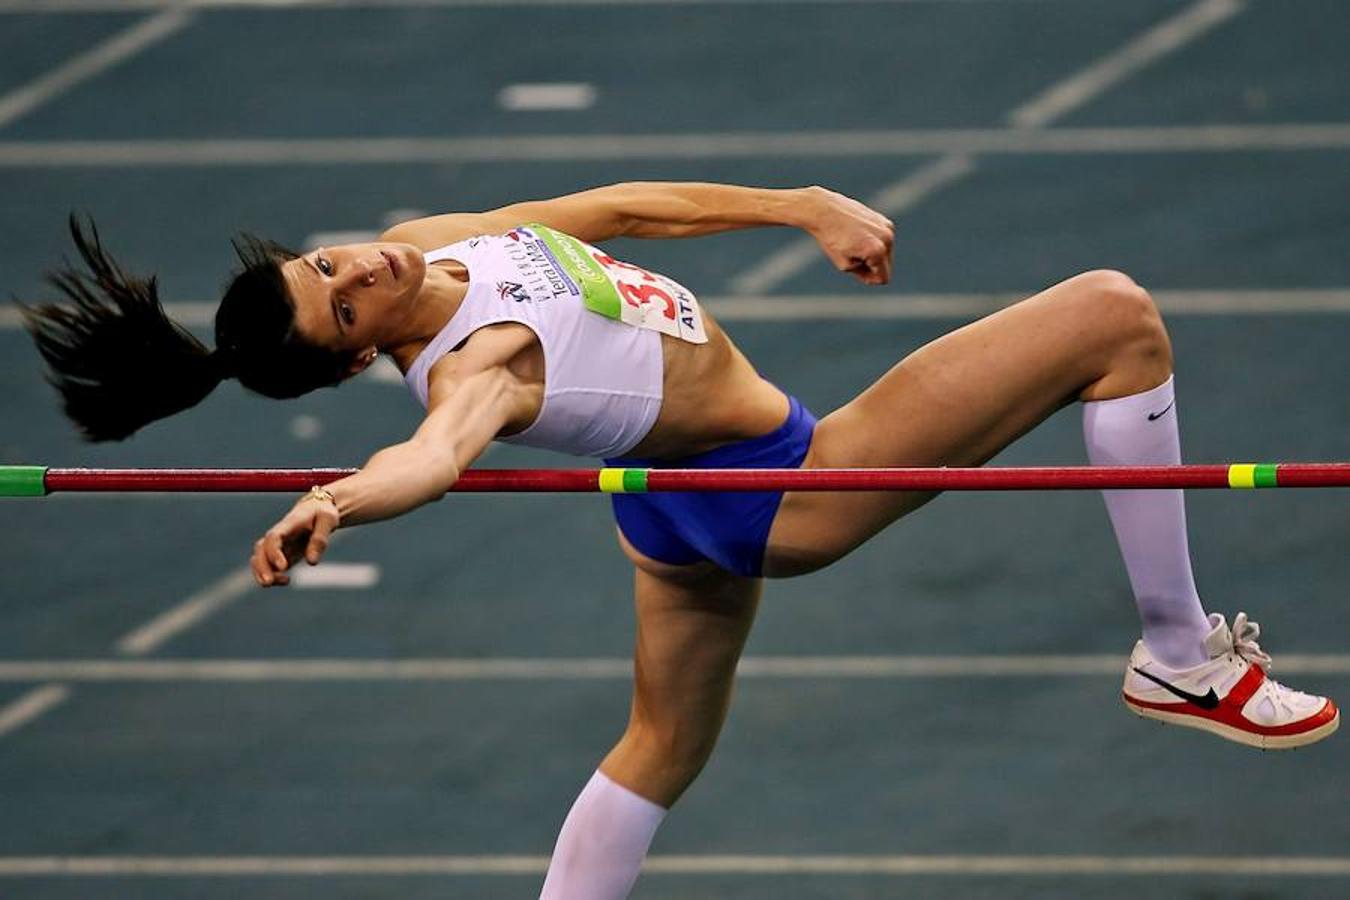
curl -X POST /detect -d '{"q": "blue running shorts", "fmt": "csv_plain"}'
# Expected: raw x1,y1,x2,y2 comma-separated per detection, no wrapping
605,394,817,578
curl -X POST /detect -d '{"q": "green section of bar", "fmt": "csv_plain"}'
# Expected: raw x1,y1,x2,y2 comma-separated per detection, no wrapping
1254,464,1279,488
622,469,649,493
0,466,48,497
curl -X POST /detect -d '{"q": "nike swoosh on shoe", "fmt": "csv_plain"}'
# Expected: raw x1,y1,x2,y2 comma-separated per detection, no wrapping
1132,666,1220,709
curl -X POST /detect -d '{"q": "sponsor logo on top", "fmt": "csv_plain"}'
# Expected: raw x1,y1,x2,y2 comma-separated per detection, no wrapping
497,281,530,303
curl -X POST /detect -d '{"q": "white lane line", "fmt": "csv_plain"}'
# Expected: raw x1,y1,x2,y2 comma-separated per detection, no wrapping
114,568,256,656
106,444,494,651
0,0,1029,14
729,154,975,295
2,854,1349,876
499,83,596,111
1,302,207,330
1149,289,1350,315
655,855,1350,876
364,356,407,383
288,413,324,441
300,210,427,252
0,856,546,875
2,124,1349,167
0,9,192,130
660,855,1350,876
1007,0,1244,129
303,229,380,250
0,684,70,738
289,563,381,589
3,654,1350,682
732,0,1247,294
709,289,1350,320
7,290,1350,333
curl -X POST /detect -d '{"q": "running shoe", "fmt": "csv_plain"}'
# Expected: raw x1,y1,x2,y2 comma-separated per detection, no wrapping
1122,612,1339,749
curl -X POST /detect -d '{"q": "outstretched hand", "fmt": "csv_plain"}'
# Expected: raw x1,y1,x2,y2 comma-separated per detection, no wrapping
807,187,895,285
250,494,339,587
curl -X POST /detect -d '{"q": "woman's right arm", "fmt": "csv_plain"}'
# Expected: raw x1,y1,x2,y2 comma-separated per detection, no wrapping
321,363,517,527
249,332,530,586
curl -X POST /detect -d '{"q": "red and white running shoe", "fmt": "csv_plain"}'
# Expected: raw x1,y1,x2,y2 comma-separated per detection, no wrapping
1122,612,1339,749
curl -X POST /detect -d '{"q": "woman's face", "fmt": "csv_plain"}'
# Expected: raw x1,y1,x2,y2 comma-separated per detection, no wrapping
281,241,426,353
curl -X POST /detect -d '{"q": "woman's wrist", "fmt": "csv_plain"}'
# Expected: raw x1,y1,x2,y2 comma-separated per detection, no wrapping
782,185,828,232
303,484,341,523
305,484,337,505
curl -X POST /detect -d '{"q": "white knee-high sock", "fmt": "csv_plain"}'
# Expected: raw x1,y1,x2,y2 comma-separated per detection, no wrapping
539,770,667,900
1083,376,1211,668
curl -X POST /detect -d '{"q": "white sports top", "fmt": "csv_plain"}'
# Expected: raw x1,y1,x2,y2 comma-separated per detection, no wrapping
403,224,708,458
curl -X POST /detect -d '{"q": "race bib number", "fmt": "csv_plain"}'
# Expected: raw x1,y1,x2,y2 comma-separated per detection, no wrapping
529,224,708,344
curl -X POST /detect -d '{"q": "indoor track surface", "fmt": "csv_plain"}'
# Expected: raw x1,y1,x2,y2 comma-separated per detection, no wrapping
1,1,1348,897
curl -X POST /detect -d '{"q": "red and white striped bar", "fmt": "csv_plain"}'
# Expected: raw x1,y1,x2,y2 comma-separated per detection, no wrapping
1,463,1348,496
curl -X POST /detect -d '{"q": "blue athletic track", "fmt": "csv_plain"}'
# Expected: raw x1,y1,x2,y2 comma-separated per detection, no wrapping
1,1,1348,898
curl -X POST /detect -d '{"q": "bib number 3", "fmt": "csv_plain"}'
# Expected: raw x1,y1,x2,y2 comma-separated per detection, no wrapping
532,225,708,344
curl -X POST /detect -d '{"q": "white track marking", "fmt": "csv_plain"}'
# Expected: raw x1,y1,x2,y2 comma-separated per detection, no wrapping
733,0,1247,293
288,413,324,441
498,83,596,111
708,289,1350,320
0,10,192,130
1,0,1030,14
363,356,407,383
2,302,209,330
1007,0,1244,128
2,854,1350,876
644,855,1350,876
1145,289,1350,315
106,445,500,649
2,654,1349,682
303,229,380,250
0,684,70,738
289,562,381,589
6,123,1348,167
114,568,256,656
9,289,1344,332
729,154,975,295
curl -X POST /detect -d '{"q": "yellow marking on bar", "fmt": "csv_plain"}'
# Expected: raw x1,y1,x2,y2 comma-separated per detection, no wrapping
598,468,627,493
1228,464,1257,489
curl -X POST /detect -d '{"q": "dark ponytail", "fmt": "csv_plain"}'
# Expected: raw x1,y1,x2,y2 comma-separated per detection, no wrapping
20,216,225,442
20,217,355,442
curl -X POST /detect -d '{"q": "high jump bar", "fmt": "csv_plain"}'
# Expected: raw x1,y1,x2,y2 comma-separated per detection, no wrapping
1,464,1348,496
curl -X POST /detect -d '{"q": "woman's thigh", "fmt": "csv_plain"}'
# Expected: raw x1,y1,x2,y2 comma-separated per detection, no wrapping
601,541,762,806
763,269,1171,576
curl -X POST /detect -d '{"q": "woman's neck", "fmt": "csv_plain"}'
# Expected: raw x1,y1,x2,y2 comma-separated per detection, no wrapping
382,264,470,373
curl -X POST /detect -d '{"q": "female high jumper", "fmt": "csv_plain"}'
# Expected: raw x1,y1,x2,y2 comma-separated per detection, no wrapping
23,182,1338,899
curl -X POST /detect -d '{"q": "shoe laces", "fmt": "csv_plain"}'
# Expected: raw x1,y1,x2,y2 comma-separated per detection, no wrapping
1227,613,1319,718
1228,612,1273,670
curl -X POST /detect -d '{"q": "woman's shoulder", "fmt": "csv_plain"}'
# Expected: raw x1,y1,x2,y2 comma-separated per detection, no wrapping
380,215,503,251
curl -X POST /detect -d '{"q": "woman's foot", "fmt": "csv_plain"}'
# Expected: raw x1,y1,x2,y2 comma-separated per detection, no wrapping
1122,612,1339,749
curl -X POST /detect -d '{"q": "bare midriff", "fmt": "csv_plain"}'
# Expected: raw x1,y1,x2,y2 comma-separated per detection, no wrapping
624,312,789,459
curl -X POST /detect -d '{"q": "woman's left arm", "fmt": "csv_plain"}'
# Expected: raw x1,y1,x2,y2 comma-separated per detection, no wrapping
249,363,519,587
386,182,815,246
383,182,894,282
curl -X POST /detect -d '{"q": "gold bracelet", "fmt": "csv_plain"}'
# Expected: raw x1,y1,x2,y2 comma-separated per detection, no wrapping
305,485,337,506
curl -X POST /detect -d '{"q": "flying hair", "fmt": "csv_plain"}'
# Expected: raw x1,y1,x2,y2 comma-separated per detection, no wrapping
19,216,354,442
19,215,224,441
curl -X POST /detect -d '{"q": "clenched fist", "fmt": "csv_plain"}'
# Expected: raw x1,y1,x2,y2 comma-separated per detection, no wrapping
805,186,895,285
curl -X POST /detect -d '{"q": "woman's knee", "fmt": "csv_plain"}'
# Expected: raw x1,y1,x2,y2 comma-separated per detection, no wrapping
613,717,722,804
1069,270,1170,361
1072,268,1163,329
